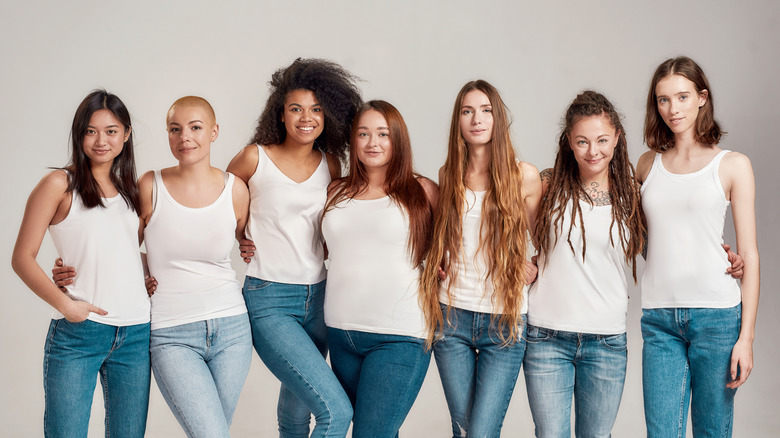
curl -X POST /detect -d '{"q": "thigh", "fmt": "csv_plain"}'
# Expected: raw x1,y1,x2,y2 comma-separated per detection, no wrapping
43,319,109,437
433,308,477,437
573,333,627,438
469,316,526,438
151,322,230,438
327,328,364,406
102,323,151,438
208,314,253,425
641,308,691,438
351,334,431,438
523,325,575,438
688,305,740,437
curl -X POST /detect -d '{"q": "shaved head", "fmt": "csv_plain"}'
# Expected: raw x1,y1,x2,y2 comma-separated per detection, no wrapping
167,96,216,126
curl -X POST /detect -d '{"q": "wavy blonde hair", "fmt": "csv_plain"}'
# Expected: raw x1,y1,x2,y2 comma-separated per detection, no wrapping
420,80,529,347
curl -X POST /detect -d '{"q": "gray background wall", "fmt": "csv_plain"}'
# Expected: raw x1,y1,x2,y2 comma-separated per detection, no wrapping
1,1,777,436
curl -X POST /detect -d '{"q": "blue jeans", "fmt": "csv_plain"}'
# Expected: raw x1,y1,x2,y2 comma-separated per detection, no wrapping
43,318,150,438
150,313,252,438
243,277,352,438
433,305,527,438
327,328,431,438
523,325,627,438
641,305,741,438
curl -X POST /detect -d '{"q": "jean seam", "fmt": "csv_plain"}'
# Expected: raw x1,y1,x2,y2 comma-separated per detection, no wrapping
676,362,689,438
101,362,110,437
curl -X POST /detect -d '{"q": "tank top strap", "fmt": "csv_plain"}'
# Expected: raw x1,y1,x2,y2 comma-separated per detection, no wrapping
709,149,731,198
641,153,664,191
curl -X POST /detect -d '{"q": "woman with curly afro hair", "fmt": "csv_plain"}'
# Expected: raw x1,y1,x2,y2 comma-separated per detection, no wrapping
228,58,362,437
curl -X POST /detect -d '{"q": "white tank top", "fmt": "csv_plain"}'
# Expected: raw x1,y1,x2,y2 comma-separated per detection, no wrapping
528,199,628,334
144,171,246,330
49,191,150,326
641,150,740,309
322,196,427,338
245,145,329,284
440,190,529,315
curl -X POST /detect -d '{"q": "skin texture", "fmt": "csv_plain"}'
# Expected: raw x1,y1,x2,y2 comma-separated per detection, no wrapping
637,74,759,389
568,115,619,206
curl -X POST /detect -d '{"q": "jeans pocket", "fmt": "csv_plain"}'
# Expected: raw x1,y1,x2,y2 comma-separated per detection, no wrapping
243,277,273,292
599,333,627,351
525,325,552,344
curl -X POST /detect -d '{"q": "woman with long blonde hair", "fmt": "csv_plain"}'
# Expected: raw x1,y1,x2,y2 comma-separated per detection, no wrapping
419,80,541,437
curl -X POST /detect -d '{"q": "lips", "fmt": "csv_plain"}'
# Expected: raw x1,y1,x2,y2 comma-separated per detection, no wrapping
297,126,316,133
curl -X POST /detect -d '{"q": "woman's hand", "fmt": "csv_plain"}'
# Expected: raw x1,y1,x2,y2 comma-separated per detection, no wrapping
722,244,744,279
145,275,158,297
524,257,539,285
52,258,75,292
239,237,256,263
62,299,107,323
437,266,447,282
727,336,753,389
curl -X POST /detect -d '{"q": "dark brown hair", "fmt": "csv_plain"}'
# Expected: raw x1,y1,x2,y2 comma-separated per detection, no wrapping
644,56,725,151
249,58,362,164
536,90,644,281
66,90,139,212
324,100,433,267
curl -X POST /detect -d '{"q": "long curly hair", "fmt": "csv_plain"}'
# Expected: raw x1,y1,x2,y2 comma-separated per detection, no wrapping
536,90,645,281
420,80,529,346
324,100,433,266
249,58,362,164
66,90,139,212
644,56,725,152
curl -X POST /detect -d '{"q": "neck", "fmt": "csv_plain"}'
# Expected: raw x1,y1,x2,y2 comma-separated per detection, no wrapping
364,166,388,192
281,137,316,157
177,157,213,179
467,143,491,173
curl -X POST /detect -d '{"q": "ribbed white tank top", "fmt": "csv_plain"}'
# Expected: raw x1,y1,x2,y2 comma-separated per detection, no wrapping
144,171,246,330
528,199,628,334
49,191,150,326
244,145,329,284
322,196,426,338
641,150,740,309
440,190,529,315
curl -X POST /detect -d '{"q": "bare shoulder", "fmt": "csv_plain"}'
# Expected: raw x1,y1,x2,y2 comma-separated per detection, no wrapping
722,150,753,171
519,161,542,190
636,150,656,183
39,169,70,192
437,166,446,184
226,144,259,184
230,171,250,199
137,170,156,192
325,152,342,180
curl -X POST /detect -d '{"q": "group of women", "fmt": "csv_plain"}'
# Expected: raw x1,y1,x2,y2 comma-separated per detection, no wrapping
12,55,759,438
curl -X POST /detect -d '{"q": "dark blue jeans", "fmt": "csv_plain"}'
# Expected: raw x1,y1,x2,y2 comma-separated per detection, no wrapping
243,277,351,438
327,328,430,438
43,319,150,438
433,305,527,438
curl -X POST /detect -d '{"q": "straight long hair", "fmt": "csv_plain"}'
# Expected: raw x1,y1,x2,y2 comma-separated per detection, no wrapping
420,80,529,346
324,100,433,267
536,91,644,280
67,90,139,212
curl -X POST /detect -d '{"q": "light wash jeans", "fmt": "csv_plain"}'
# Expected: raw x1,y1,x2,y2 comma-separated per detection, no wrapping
243,277,352,438
523,325,627,438
641,304,741,438
433,305,527,438
43,318,150,438
150,313,252,438
327,328,431,438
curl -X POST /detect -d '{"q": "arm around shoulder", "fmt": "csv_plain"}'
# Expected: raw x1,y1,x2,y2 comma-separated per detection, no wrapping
231,174,250,238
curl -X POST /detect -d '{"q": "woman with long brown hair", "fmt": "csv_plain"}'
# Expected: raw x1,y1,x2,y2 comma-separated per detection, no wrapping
322,100,438,437
419,80,541,437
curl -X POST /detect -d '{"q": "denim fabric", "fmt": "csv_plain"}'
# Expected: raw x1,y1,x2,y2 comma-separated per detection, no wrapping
243,277,352,438
433,305,526,438
523,325,627,438
150,313,252,437
43,319,150,438
641,304,741,438
327,328,430,438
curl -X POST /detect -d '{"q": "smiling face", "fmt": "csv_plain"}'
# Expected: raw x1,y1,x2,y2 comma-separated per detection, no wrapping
655,74,708,140
82,109,130,167
354,109,392,171
166,103,218,165
459,90,494,147
282,89,324,147
569,113,619,182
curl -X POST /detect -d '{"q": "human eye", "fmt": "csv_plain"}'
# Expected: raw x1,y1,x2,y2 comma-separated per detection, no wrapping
576,140,587,147
86,129,96,135
379,132,389,137
312,107,322,112
598,138,609,143
657,97,668,104
169,127,180,133
679,94,688,101
483,107,492,113
191,125,202,131
461,109,472,115
107,129,118,135
357,132,368,137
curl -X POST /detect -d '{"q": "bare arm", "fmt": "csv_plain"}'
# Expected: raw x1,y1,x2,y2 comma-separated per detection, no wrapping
519,161,542,236
12,171,107,321
226,144,259,185
722,152,760,389
325,152,342,181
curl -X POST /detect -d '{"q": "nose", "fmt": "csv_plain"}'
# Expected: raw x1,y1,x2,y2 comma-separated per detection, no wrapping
587,142,598,157
96,132,108,145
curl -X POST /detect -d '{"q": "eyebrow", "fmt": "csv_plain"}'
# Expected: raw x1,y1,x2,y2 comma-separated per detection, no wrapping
87,124,120,129
287,102,321,107
358,126,389,130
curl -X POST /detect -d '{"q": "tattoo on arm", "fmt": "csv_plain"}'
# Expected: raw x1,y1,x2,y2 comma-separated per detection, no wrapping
540,168,553,185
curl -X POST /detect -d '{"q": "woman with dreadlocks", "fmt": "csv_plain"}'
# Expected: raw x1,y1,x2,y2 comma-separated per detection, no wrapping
522,90,644,437
419,80,542,437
